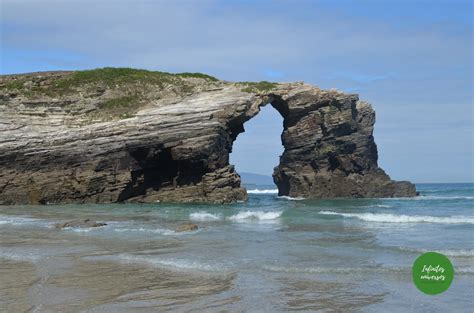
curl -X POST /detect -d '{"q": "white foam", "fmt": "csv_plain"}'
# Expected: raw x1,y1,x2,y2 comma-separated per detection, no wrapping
278,196,305,201
398,247,474,257
374,204,392,208
262,265,408,274
0,251,42,262
247,189,278,194
319,211,474,224
385,195,473,200
113,227,176,235
0,215,40,226
228,211,283,221
190,211,222,221
86,254,223,272
457,267,474,274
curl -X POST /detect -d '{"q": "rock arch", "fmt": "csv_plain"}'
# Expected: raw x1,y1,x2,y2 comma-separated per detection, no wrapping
226,84,416,200
0,73,416,204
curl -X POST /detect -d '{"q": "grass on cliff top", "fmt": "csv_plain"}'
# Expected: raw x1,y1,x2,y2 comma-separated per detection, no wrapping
86,94,141,121
2,67,280,97
2,67,219,96
55,68,219,92
237,81,278,93
64,68,219,86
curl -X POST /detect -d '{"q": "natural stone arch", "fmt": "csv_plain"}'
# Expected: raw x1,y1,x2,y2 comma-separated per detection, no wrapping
0,72,416,205
227,86,415,199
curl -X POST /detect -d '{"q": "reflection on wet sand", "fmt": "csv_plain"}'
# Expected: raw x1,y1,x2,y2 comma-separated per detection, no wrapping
1,254,236,312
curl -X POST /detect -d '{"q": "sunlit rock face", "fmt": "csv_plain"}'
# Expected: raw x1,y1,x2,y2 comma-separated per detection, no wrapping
0,69,416,204
269,87,416,198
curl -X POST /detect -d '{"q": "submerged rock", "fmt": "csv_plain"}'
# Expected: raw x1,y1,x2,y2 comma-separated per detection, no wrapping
54,218,107,229
176,222,198,232
0,68,416,204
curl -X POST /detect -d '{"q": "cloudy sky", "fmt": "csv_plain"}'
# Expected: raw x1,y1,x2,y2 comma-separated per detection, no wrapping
1,0,472,182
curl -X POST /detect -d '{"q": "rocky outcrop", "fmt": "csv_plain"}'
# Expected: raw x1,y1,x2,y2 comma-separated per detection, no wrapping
54,219,107,229
176,222,199,232
0,68,416,204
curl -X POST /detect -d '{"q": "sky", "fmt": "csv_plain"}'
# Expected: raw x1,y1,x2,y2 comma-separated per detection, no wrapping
1,0,472,183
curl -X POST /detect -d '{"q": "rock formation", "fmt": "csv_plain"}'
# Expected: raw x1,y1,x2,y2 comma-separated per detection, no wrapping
54,219,107,229
176,222,199,232
0,68,416,204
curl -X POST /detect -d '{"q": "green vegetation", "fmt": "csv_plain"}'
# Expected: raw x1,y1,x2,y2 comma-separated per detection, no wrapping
3,79,25,90
238,81,278,93
86,95,142,122
97,95,139,110
319,144,337,155
176,72,218,81
1,67,220,97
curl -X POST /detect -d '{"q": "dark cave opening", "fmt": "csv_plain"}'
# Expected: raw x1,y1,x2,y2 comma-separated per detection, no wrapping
118,146,207,201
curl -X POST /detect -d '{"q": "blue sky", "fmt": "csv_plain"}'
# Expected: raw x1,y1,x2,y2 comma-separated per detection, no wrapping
1,0,472,182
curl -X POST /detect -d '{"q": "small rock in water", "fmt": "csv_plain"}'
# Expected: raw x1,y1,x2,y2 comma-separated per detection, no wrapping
54,218,107,229
176,222,198,232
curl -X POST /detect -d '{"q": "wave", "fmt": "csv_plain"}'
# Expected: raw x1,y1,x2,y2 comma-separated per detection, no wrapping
113,227,177,235
417,195,474,200
0,251,42,263
262,265,408,274
319,211,474,224
374,204,392,208
263,264,474,275
247,189,278,194
457,267,474,274
228,210,283,221
85,254,223,272
0,215,42,226
397,247,474,257
384,195,473,200
190,211,222,221
278,196,305,201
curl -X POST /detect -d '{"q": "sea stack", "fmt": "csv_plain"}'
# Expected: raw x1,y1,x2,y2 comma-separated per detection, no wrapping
0,68,416,204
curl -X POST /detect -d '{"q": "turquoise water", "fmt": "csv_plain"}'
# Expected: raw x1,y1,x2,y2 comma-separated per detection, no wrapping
0,183,473,311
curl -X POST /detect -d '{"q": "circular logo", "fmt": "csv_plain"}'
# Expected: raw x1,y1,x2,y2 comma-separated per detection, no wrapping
412,252,454,295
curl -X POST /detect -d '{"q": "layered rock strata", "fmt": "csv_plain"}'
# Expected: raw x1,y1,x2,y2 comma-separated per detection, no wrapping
0,69,416,204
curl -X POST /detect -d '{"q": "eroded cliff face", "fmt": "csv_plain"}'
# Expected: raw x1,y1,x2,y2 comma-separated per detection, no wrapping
0,68,416,204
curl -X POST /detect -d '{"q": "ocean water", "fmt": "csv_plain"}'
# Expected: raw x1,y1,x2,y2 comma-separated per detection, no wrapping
0,183,473,312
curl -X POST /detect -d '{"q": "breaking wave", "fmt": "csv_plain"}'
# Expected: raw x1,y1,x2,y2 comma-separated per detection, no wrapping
0,215,43,226
247,189,278,194
319,211,474,224
113,227,177,235
385,195,473,200
262,265,408,274
278,196,305,201
190,212,222,221
228,211,283,221
396,247,474,257
85,254,224,272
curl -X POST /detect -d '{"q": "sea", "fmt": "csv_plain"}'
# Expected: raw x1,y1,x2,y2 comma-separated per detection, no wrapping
0,183,473,312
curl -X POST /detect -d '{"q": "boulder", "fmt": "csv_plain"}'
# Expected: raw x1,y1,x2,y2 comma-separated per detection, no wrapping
176,222,198,232
54,218,107,229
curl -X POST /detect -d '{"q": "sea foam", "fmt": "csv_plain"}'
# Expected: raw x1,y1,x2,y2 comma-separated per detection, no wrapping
247,189,278,194
86,254,224,272
228,211,283,221
397,247,474,257
278,196,305,201
385,195,474,200
0,215,42,226
319,211,474,224
190,212,222,221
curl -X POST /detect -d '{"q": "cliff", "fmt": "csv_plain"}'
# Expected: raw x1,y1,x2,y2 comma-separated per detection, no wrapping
0,68,416,204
